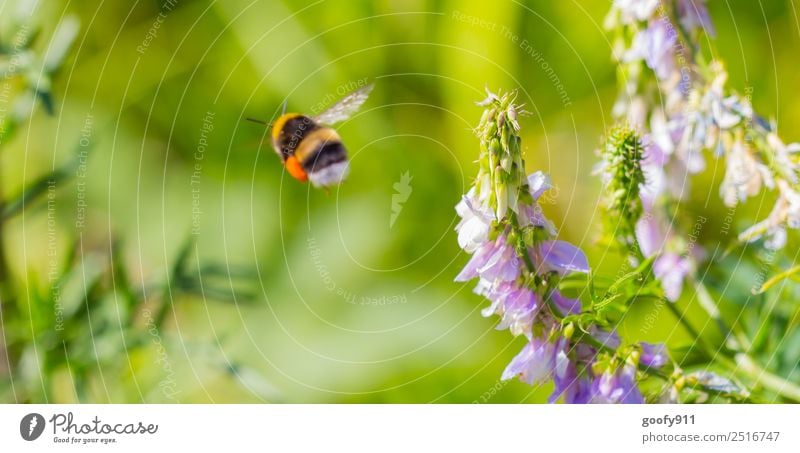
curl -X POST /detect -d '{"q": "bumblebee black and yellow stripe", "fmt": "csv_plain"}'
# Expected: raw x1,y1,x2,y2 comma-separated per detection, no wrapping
270,113,300,141
294,128,339,162
294,127,347,172
270,113,318,160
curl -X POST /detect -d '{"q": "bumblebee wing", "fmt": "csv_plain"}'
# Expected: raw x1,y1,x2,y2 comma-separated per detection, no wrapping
313,84,373,125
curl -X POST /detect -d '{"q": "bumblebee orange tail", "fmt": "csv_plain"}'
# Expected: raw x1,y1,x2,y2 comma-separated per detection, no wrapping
284,155,308,182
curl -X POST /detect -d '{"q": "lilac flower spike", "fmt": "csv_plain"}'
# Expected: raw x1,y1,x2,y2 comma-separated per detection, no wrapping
456,88,662,404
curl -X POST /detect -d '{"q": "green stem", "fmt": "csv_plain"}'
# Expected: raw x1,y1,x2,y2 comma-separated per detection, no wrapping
664,300,702,341
662,296,800,402
693,279,749,351
754,265,800,295
735,354,800,402
663,299,739,365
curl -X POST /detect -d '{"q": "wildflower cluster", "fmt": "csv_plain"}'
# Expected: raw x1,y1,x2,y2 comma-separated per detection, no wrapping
607,0,800,252
456,89,671,403
586,0,800,403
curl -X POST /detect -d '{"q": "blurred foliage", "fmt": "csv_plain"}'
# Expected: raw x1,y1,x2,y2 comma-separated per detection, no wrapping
0,0,798,402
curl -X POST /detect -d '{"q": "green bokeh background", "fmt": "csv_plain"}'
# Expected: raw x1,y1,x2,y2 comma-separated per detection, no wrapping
2,0,799,403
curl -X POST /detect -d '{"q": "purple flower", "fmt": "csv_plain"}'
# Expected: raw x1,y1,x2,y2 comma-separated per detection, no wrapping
636,216,693,301
475,279,508,317
676,0,715,36
515,173,557,232
479,236,522,281
455,234,521,282
534,240,590,275
552,291,582,315
549,351,593,404
502,336,564,385
635,215,665,258
478,282,541,336
590,365,644,404
640,342,668,368
496,289,541,336
653,252,691,302
591,328,622,350
527,171,552,200
517,202,556,234
640,113,698,205
455,241,494,282
626,19,677,79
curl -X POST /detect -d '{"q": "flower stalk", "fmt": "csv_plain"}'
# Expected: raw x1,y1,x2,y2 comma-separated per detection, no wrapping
456,88,687,403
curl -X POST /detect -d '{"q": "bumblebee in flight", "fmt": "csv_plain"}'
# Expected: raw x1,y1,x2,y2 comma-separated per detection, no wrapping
254,84,373,188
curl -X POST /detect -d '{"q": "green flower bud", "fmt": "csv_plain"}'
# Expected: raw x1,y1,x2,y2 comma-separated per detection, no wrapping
600,125,645,254
500,155,512,173
495,167,508,220
563,322,575,340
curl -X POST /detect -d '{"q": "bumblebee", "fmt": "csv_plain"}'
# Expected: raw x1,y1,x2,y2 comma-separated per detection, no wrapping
254,84,373,188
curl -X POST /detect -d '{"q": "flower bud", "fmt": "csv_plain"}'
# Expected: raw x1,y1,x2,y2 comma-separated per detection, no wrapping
495,169,508,220
500,155,512,173
563,322,575,340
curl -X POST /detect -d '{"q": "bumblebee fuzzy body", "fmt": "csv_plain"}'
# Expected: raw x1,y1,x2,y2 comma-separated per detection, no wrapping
271,114,348,187
265,84,373,188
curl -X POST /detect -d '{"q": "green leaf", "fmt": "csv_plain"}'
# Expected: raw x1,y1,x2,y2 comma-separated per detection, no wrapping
2,161,74,220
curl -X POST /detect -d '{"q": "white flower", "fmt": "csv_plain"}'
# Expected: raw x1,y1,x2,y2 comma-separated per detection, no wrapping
780,181,800,229
719,140,773,207
455,195,493,253
768,133,800,184
613,0,660,23
739,181,800,248
711,95,751,130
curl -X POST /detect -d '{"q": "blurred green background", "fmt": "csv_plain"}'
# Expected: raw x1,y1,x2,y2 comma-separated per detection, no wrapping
1,0,798,403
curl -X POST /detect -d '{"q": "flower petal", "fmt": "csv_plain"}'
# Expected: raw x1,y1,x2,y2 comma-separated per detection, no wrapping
653,253,690,301
539,240,590,274
527,171,552,200
640,342,668,368
635,216,663,258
